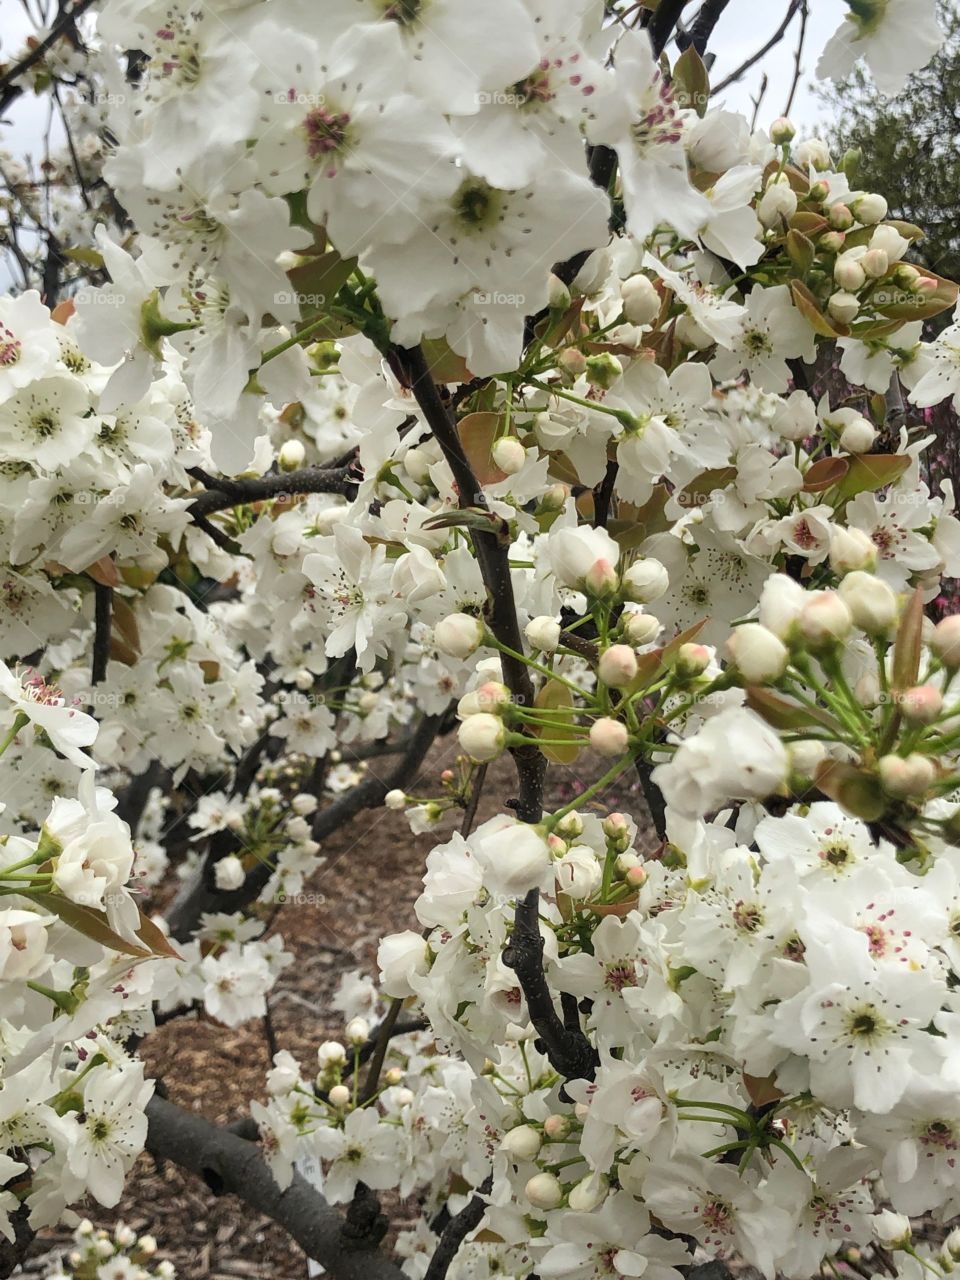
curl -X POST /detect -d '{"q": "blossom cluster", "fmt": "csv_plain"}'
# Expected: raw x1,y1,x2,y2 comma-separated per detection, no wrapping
3,0,960,1273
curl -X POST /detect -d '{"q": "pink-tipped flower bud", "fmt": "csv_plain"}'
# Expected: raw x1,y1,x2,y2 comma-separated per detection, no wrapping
673,643,711,677
434,612,485,659
798,592,853,650
458,712,507,762
543,1114,573,1140
898,684,943,724
589,717,630,757
598,644,639,688
879,753,936,798
932,616,960,669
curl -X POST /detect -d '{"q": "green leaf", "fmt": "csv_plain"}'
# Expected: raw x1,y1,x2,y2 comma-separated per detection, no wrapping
32,893,152,959
786,230,815,275
672,46,710,117
835,453,911,501
533,680,581,765
286,250,356,321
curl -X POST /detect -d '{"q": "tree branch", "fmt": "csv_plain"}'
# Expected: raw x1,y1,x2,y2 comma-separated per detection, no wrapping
678,0,733,55
188,464,356,519
422,1176,492,1280
144,1095,405,1280
91,581,112,685
164,711,443,941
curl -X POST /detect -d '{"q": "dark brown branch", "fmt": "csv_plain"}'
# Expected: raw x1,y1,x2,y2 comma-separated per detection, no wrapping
144,1095,404,1280
649,0,691,56
91,581,112,685
783,0,808,117
678,0,733,54
189,465,355,519
460,763,487,837
422,1176,492,1280
504,889,599,1081
359,997,403,1102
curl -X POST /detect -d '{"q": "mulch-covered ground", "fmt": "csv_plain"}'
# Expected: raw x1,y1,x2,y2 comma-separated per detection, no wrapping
21,741,652,1279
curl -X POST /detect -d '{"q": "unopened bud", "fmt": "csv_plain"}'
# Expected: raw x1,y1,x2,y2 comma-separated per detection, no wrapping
672,643,711,677
598,644,639,688
898,684,943,724
770,116,796,144
278,439,306,471
384,789,407,811
622,611,661,646
526,615,561,653
827,291,860,324
798,592,853,650
435,612,485,659
568,1173,609,1212
503,1124,542,1160
328,1085,351,1108
828,203,854,231
525,1172,563,1209
345,1017,369,1046
932,616,960,668
584,352,623,390
558,348,588,378
621,274,660,325
838,571,897,635
491,436,527,475
879,753,936,798
862,247,889,278
547,273,571,310
543,1114,573,1140
622,557,669,603
829,527,877,575
851,192,887,225
589,717,630,757
458,712,507,762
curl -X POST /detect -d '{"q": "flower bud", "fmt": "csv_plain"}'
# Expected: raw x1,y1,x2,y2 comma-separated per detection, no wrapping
828,202,854,230
543,1114,572,1140
838,571,897,635
318,1040,347,1066
551,526,620,591
214,854,245,891
622,611,661,646
475,681,511,711
772,389,817,441
384,1066,404,1086
584,352,623,389
292,792,318,816
808,179,831,202
598,644,639,688
278,439,306,471
502,1124,542,1160
834,256,866,291
328,1085,351,1108
798,592,853,650
851,192,888,225
345,1017,369,1046
547,273,571,310
758,182,798,228
458,712,507,762
820,230,846,253
839,415,876,453
491,436,527,475
871,224,910,262
621,273,660,325
770,116,796,144
435,612,485,659
827,291,860,324
602,812,631,847
555,812,584,839
568,1173,609,1212
525,1172,563,1209
932,616,960,668
539,483,569,513
556,845,602,898
829,527,878,575
625,863,648,890
789,739,827,777
589,717,630,757
622,557,669,603
862,247,889,278
384,789,406,811
898,684,943,724
879,752,936,798
893,263,922,291
558,347,587,378
672,643,711,677
403,446,431,484
584,557,619,598
724,623,788,685
796,138,831,171
872,1210,912,1250
526,615,561,653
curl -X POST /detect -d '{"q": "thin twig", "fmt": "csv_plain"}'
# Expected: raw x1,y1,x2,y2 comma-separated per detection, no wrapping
712,0,802,94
